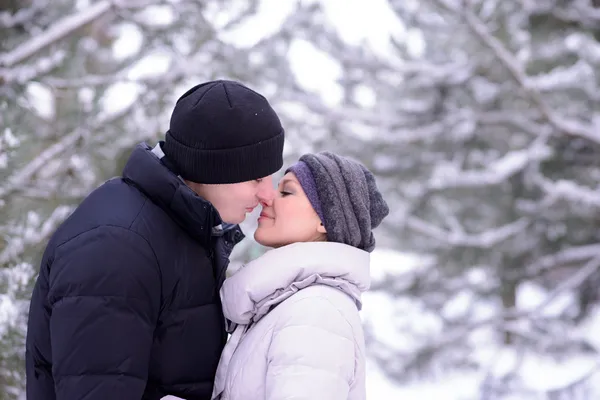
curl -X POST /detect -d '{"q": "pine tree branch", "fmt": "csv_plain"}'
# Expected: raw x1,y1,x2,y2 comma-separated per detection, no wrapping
512,244,600,281
1,50,67,84
0,129,84,201
404,215,530,248
42,64,186,88
0,100,136,202
0,2,113,68
532,256,600,316
0,0,49,29
0,205,73,266
0,0,158,69
458,5,600,145
398,255,600,364
427,143,552,190
532,174,600,209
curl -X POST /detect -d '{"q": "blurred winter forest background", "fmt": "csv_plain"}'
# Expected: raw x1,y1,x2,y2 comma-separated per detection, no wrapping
2,0,600,398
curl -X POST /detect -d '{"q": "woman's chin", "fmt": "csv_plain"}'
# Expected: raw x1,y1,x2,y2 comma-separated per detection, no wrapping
254,230,289,249
253,229,272,247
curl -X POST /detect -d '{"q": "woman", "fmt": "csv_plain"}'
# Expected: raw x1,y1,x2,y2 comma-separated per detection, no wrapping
211,151,389,400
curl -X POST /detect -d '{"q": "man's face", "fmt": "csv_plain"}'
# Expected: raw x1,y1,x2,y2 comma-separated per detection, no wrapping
188,176,276,224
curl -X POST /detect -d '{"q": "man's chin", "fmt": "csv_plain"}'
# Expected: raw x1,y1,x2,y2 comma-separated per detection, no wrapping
220,214,245,225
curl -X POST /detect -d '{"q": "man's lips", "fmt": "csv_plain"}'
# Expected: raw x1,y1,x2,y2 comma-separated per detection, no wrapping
259,211,273,219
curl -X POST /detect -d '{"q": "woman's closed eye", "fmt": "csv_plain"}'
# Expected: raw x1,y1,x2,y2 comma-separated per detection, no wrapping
279,190,292,197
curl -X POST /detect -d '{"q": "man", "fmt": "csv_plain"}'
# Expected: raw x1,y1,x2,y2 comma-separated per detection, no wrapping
25,80,285,400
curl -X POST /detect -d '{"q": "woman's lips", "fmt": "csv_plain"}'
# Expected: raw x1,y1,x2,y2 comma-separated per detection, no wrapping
258,212,273,222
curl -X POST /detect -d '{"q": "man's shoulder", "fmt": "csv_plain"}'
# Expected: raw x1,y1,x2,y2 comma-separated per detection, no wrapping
48,178,157,249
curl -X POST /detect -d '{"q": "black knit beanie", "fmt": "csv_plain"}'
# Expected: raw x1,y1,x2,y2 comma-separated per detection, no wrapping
162,80,285,184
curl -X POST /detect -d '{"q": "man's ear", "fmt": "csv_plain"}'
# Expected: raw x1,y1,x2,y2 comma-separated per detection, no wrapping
317,221,327,234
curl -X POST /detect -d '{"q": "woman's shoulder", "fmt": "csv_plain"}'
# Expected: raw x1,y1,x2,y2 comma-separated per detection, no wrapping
290,285,360,310
272,286,363,335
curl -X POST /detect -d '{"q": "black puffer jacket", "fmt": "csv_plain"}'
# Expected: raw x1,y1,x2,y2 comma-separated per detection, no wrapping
26,143,244,400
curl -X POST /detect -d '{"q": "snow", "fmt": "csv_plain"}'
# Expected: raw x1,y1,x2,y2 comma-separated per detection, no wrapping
367,363,481,399
78,87,95,112
368,248,425,281
540,179,600,208
13,1,600,398
0,263,34,337
353,84,376,108
364,248,600,399
134,5,175,27
2,128,19,148
127,52,171,80
0,1,112,68
365,360,407,398
212,0,296,47
405,28,426,57
25,82,55,120
428,146,553,190
100,82,141,117
528,59,594,92
372,153,398,173
0,295,18,337
288,39,343,107
112,23,143,61
517,281,573,317
320,0,406,57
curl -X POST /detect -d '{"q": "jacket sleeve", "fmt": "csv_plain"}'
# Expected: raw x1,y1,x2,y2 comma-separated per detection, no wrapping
265,296,356,400
47,225,161,400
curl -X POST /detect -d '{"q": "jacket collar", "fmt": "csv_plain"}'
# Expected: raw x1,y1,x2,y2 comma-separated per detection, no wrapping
220,242,370,327
122,142,240,247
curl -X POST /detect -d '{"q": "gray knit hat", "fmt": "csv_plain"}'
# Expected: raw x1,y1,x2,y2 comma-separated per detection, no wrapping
286,151,389,252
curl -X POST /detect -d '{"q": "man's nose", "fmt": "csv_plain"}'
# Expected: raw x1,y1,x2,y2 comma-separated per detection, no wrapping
257,178,276,206
259,198,273,209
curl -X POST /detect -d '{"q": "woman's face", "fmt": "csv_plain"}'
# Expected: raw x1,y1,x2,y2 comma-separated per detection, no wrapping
254,172,326,248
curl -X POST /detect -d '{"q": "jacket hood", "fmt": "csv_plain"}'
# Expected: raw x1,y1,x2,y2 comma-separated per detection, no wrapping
220,241,370,329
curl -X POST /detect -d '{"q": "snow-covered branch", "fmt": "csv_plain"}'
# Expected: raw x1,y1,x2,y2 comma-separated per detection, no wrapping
405,215,530,248
19,187,89,200
476,111,553,137
279,89,400,132
1,50,67,84
0,129,83,201
552,2,600,28
0,206,73,266
0,0,49,29
533,175,600,209
528,59,597,96
0,0,161,69
43,64,186,88
515,244,600,280
0,96,138,202
0,2,113,69
427,144,552,191
531,256,600,316
455,5,600,145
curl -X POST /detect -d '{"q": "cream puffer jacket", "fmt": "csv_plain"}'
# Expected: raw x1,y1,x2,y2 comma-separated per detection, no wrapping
211,241,370,400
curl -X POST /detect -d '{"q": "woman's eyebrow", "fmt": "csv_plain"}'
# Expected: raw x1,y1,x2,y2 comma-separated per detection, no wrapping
279,178,298,186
